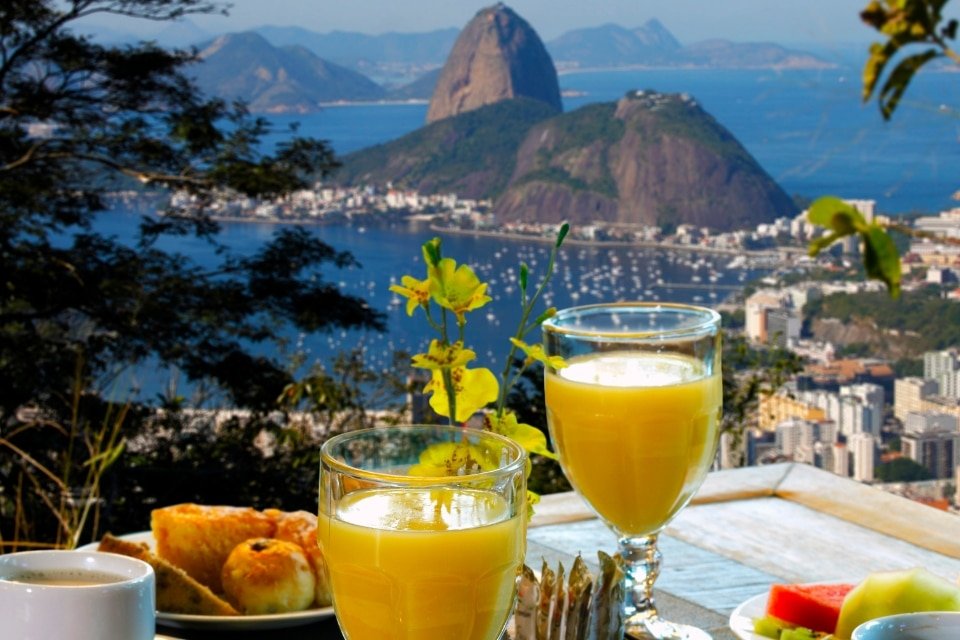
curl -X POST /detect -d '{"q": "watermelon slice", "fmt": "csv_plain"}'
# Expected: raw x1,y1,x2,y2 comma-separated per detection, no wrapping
765,583,855,634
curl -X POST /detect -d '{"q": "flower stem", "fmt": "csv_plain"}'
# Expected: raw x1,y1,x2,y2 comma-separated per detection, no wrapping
495,238,563,415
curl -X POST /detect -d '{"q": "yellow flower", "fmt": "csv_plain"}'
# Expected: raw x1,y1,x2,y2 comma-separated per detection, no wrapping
485,410,557,460
429,257,491,322
411,340,475,370
425,366,498,423
389,275,432,316
509,338,567,370
408,442,497,477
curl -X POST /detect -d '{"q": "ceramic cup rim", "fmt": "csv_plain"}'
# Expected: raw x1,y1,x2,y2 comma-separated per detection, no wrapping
0,549,154,591
852,611,960,639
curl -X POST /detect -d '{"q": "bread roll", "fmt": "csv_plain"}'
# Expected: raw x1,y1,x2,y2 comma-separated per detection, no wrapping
221,538,316,614
268,509,333,607
151,503,275,592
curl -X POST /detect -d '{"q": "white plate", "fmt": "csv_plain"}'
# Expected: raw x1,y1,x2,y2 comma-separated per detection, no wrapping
728,591,767,640
729,584,850,640
78,531,335,631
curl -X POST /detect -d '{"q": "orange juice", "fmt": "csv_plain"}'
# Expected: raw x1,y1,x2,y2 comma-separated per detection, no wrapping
318,487,524,640
545,352,721,536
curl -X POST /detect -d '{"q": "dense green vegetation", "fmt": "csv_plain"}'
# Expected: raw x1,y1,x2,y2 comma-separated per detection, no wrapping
875,457,934,483
336,98,558,197
638,94,753,165
0,0,386,549
515,103,623,198
805,287,960,351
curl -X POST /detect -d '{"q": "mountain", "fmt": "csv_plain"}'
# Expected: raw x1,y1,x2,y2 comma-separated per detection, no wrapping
495,91,797,230
334,98,558,197
547,19,681,68
255,26,459,70
191,32,385,113
426,4,562,123
336,92,796,231
547,21,832,70
679,39,833,68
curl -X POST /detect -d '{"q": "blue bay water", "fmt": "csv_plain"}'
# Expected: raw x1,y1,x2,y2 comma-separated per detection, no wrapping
102,67,960,401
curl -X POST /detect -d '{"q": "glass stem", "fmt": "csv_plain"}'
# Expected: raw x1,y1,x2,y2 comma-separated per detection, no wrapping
619,534,662,622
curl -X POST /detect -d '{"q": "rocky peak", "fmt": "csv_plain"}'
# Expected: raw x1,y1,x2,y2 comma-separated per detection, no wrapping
425,4,562,124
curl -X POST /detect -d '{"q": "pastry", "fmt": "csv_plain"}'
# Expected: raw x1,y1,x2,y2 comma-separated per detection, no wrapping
97,533,239,616
221,538,316,614
151,503,276,593
267,508,333,607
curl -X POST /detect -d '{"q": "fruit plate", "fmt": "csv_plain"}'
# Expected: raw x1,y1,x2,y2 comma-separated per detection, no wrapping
78,532,335,630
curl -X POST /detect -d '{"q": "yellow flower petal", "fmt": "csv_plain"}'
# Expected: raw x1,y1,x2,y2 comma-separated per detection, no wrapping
509,338,567,369
389,274,432,316
425,366,498,423
430,258,492,322
411,340,475,370
486,410,557,460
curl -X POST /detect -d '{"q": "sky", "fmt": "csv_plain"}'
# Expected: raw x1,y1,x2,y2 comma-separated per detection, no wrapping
89,0,886,46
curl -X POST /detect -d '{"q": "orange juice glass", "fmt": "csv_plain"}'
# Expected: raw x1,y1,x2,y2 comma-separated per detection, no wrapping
542,303,722,640
318,425,527,640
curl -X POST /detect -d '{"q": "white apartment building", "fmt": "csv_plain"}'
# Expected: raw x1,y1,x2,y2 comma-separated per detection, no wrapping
840,383,884,437
775,419,803,457
924,350,960,400
797,388,877,438
913,208,960,239
894,377,940,422
833,442,850,477
849,432,877,482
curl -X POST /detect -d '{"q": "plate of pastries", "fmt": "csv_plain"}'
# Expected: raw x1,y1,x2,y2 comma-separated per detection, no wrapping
81,503,334,630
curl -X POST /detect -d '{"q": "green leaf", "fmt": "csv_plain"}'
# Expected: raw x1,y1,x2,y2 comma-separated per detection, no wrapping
421,237,442,267
862,225,902,298
877,49,941,119
863,41,895,101
808,232,842,257
806,196,868,234
556,222,570,248
519,262,529,294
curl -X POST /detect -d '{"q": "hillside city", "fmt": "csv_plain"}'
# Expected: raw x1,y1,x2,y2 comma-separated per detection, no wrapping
168,183,960,515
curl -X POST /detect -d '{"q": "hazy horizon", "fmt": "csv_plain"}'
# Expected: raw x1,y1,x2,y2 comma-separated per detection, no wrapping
79,1,896,48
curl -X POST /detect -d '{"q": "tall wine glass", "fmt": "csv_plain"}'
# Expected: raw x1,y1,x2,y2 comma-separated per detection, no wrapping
542,303,722,640
317,425,527,640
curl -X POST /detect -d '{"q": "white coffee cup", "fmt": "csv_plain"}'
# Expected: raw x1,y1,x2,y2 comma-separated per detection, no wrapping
852,611,960,640
0,549,155,640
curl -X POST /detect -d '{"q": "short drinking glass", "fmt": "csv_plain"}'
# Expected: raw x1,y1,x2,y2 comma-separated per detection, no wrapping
318,425,528,640
542,303,722,640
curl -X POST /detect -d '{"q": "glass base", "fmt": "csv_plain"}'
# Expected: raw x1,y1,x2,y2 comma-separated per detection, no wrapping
626,615,713,640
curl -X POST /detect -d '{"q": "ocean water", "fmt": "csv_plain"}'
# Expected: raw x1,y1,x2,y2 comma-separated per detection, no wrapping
101,67,960,400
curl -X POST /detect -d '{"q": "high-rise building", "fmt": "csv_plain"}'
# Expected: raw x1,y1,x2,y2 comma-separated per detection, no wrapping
849,432,877,482
894,377,939,422
924,350,960,399
833,441,849,477
766,308,802,348
841,383,884,437
775,419,802,457
901,412,960,479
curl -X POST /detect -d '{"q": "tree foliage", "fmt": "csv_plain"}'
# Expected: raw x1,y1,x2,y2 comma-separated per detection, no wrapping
861,0,959,119
875,456,934,482
0,0,385,417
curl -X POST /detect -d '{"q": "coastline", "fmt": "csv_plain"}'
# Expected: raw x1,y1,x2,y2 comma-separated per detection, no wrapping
426,224,788,258
204,215,791,259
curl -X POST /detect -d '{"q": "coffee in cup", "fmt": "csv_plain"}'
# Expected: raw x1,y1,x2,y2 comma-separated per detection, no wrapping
0,549,155,640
